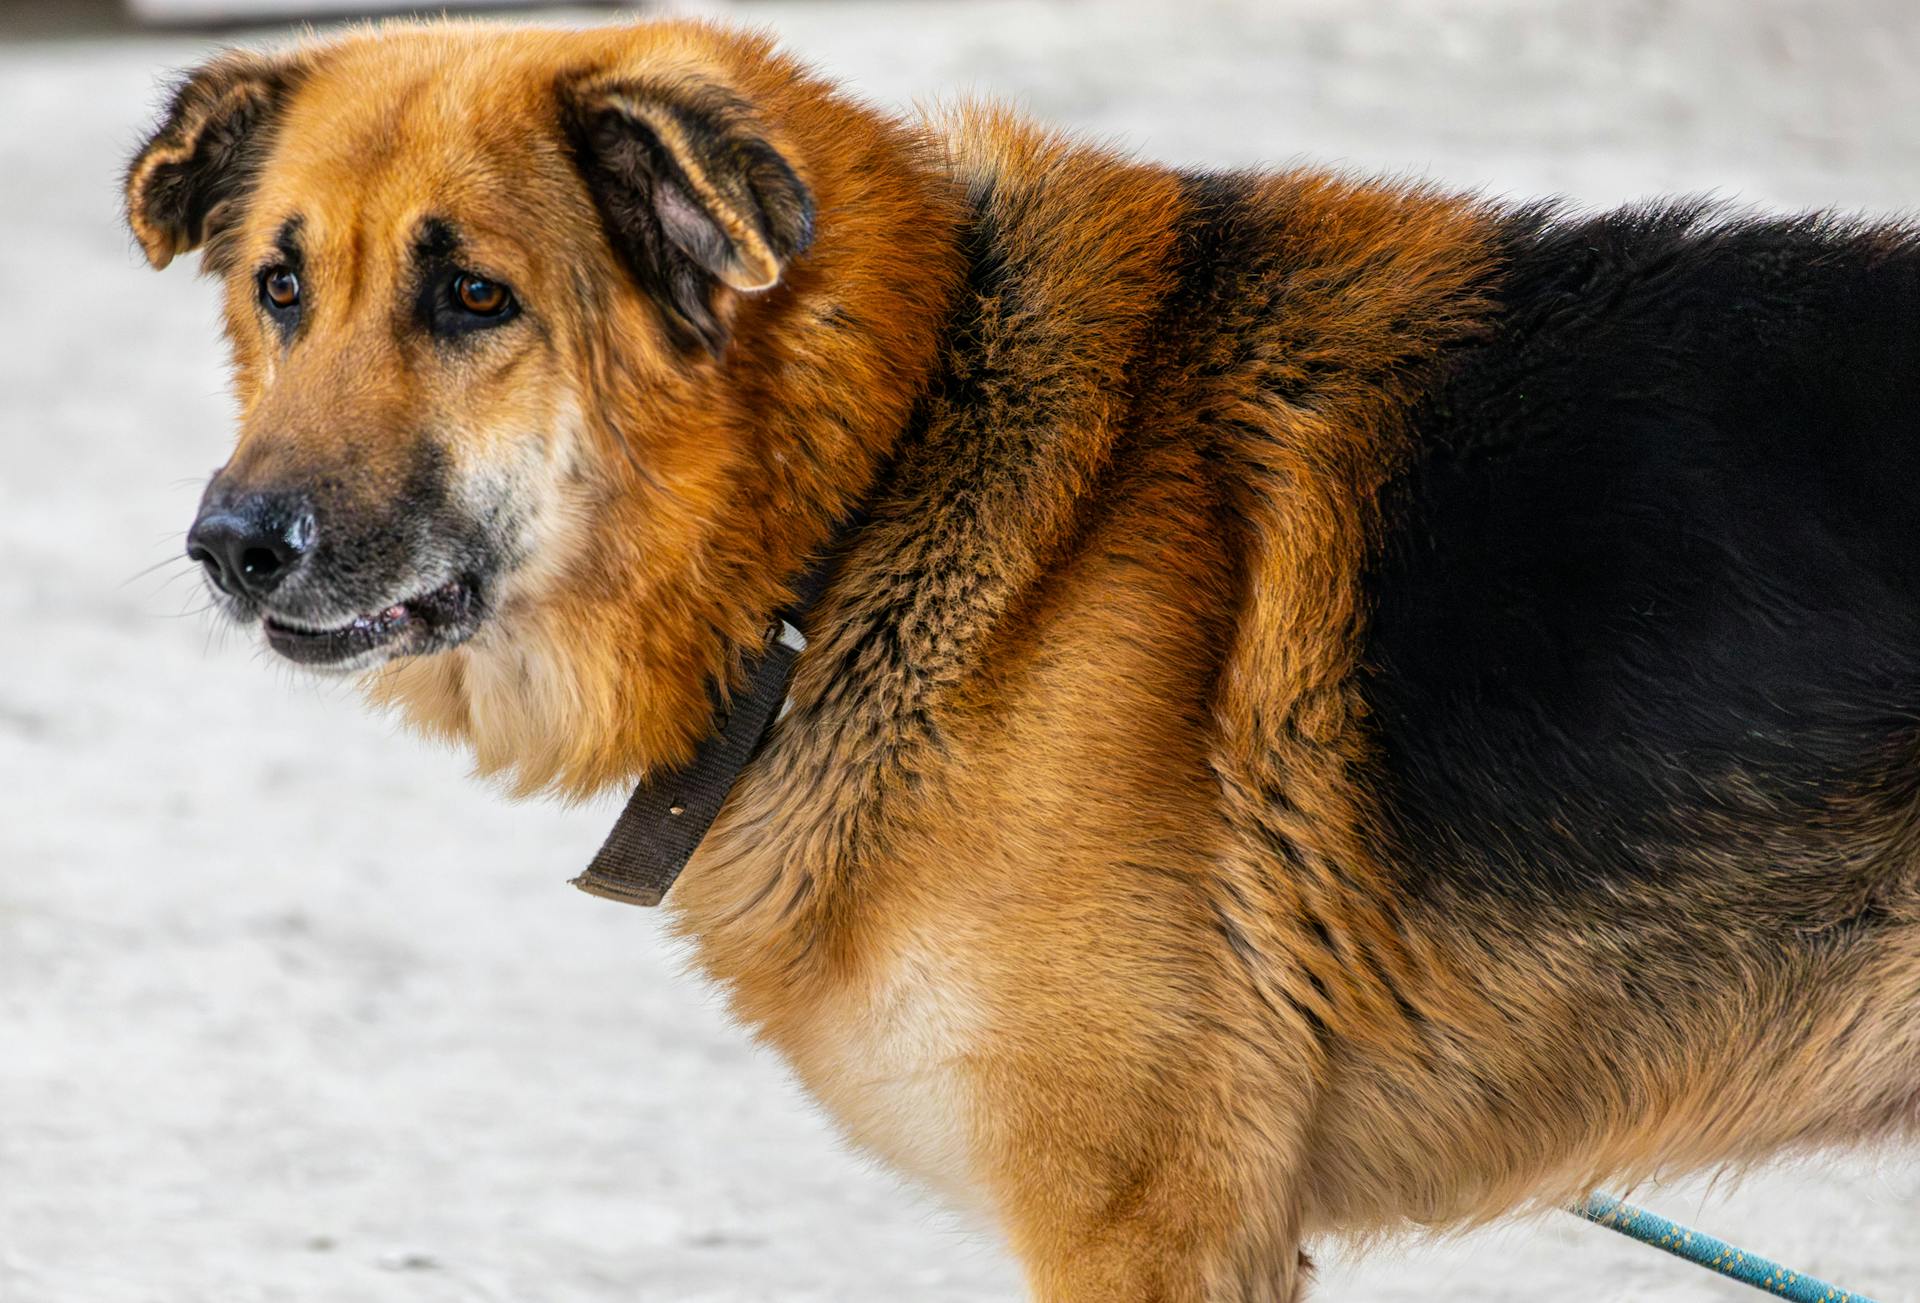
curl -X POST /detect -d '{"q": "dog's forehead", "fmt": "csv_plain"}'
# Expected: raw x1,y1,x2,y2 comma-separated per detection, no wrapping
244,25,741,255
230,23,760,276
267,23,736,170
258,42,551,220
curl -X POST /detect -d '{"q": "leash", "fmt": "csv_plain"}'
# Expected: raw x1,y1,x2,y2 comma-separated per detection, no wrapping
1574,1192,1886,1301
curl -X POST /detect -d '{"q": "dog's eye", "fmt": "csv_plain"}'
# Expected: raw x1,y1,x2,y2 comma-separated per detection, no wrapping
422,268,520,338
259,265,300,312
453,273,512,318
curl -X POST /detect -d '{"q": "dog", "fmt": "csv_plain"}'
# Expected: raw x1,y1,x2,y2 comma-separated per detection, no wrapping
125,19,1920,1300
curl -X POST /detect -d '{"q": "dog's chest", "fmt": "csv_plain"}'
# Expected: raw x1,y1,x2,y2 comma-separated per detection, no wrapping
781,941,988,1217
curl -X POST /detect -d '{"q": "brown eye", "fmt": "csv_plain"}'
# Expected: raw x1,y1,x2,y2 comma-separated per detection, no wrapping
453,273,510,316
260,265,299,311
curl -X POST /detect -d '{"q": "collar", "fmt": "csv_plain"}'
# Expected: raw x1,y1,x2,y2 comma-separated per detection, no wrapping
568,529,851,908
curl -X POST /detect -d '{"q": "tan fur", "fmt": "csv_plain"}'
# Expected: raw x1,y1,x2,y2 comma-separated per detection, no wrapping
127,19,1920,1301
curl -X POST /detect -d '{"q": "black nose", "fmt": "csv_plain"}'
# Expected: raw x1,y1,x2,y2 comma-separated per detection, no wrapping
186,492,315,601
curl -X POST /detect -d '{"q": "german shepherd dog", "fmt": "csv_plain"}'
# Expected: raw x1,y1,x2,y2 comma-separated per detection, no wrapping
126,20,1920,1300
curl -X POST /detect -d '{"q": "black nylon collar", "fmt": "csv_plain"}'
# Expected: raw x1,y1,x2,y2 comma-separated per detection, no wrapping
569,532,850,908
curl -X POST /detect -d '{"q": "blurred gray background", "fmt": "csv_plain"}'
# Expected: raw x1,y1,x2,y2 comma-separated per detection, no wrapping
2,1,1917,1300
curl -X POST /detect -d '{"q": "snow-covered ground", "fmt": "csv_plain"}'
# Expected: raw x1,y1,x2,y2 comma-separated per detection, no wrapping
2,2,1916,1299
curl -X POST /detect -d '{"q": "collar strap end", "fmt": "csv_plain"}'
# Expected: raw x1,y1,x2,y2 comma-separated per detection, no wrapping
569,872,666,908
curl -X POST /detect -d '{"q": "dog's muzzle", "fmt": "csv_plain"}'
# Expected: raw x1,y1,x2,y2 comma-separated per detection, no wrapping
186,477,490,670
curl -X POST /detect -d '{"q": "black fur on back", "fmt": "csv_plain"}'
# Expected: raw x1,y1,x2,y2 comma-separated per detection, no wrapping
1360,202,1920,915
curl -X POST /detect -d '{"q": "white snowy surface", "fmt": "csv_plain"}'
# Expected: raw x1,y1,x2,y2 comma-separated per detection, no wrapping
2,2,1917,1300
126,0,532,24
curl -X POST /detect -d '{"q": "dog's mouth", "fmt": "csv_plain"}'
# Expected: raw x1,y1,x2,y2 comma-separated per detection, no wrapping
261,577,480,668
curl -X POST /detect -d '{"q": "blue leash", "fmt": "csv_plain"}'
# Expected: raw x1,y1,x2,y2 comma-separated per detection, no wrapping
1574,1192,1886,1301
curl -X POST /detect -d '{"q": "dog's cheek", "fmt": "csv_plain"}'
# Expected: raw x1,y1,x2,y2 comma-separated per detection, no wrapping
448,399,598,610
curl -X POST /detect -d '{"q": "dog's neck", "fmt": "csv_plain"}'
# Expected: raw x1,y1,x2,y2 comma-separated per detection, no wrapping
365,92,969,799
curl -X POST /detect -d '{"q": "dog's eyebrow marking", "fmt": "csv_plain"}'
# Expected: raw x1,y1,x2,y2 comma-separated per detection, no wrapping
271,215,305,269
414,217,461,265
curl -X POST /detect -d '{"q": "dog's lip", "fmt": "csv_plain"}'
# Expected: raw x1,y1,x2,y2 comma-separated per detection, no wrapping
261,578,475,665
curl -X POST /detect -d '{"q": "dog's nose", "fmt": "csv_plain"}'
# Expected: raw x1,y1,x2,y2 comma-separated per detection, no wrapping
186,493,315,601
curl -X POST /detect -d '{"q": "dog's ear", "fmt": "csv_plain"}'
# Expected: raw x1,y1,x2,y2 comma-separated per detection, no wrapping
124,51,301,271
560,75,816,353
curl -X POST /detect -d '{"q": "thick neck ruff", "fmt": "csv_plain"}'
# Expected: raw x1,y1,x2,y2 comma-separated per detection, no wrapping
569,525,854,907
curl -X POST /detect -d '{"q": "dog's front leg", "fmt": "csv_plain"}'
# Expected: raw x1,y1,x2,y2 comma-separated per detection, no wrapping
987,1100,1312,1303
1005,1198,1311,1303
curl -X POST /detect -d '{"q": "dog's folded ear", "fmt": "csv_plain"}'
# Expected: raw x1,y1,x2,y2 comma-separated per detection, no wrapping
125,51,301,271
560,74,816,353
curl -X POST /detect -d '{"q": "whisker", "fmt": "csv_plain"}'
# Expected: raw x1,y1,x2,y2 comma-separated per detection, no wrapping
151,569,199,595
120,555,193,588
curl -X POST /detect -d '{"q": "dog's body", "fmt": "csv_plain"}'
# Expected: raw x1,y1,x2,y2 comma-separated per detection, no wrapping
127,21,1920,1299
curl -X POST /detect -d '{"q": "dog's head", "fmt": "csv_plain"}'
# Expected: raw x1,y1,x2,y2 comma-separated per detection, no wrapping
125,23,943,794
